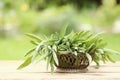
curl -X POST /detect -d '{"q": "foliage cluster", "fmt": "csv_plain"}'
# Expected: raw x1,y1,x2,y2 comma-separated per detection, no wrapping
18,25,120,72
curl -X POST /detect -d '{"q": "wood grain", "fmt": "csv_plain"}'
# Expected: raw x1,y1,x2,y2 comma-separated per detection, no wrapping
0,60,120,80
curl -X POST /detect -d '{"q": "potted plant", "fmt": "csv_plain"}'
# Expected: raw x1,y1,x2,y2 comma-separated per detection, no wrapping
18,25,120,73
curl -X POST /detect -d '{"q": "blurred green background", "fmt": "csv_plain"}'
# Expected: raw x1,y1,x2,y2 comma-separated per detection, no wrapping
0,0,120,60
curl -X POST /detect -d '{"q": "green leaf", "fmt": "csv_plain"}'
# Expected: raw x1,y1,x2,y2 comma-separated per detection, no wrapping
104,48,120,55
89,45,96,53
50,32,59,40
106,54,116,63
17,56,32,69
52,50,59,66
80,31,90,37
73,51,77,56
85,32,93,39
25,33,41,42
30,40,39,45
86,53,92,64
66,30,74,39
42,40,54,46
52,45,57,52
101,54,106,63
48,46,59,65
60,23,68,38
24,48,35,57
95,52,102,60
36,41,44,53
46,54,52,70
104,48,120,62
94,59,100,69
36,52,50,62
93,54,100,68
86,32,104,42
77,31,84,37
86,43,95,53
96,49,104,54
50,58,54,73
33,42,45,60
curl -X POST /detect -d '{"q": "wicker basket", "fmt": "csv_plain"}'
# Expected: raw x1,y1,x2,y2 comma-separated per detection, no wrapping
55,52,90,72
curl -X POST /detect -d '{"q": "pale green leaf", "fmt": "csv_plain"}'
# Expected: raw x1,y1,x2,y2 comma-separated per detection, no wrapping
25,33,41,42
96,49,104,54
52,50,59,65
52,45,57,52
104,48,120,62
35,41,44,52
17,56,32,69
36,52,50,63
104,48,120,55
60,24,68,38
74,51,77,56
93,54,100,68
48,46,59,65
46,54,52,70
24,48,35,57
50,58,54,73
86,43,95,52
30,40,39,45
86,32,104,42
80,31,90,37
66,30,74,39
86,53,92,64
94,59,100,69
95,52,102,60
106,54,116,63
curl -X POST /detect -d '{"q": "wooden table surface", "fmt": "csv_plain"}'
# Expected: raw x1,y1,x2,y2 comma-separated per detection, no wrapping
0,60,120,80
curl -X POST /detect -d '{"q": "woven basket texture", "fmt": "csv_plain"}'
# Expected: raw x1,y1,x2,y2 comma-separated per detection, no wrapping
55,53,90,70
